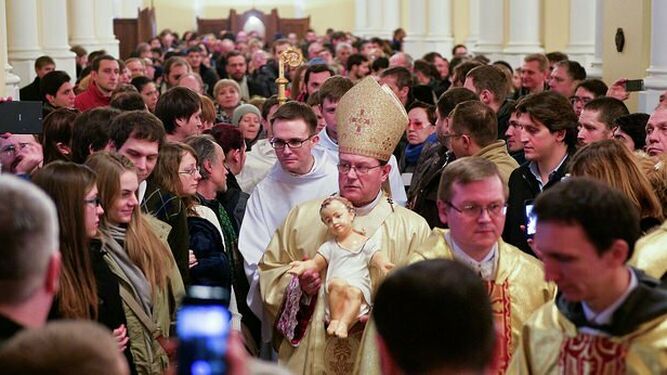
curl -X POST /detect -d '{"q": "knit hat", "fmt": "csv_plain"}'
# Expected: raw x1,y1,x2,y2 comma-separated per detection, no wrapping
232,104,262,126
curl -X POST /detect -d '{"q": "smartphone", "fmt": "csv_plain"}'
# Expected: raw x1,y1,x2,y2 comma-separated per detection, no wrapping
525,201,536,237
0,101,42,134
625,79,645,92
177,286,231,375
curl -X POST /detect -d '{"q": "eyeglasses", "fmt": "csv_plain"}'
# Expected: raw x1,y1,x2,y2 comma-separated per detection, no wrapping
179,167,201,176
446,202,507,218
337,163,383,175
84,197,102,207
270,135,315,150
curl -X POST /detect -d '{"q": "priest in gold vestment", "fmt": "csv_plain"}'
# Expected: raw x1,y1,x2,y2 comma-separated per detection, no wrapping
628,220,667,281
355,157,555,375
508,177,667,374
258,77,430,374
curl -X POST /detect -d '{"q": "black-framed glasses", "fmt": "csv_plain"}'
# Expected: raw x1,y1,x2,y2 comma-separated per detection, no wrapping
179,167,201,176
270,135,315,150
84,197,102,207
337,163,383,175
446,201,507,218
569,96,592,105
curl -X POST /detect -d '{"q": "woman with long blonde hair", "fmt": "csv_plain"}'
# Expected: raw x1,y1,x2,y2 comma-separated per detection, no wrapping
33,161,136,372
86,152,184,375
569,140,663,232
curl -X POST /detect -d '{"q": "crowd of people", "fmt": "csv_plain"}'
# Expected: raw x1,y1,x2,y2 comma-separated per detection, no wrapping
2,24,667,374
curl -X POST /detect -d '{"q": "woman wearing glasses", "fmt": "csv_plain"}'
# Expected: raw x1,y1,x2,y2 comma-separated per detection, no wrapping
399,101,438,189
86,152,184,375
32,161,137,374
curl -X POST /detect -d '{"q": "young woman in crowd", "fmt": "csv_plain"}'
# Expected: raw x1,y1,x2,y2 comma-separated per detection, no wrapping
40,108,79,164
86,152,184,375
32,161,137,374
232,103,263,151
214,79,242,124
569,139,663,232
130,76,159,113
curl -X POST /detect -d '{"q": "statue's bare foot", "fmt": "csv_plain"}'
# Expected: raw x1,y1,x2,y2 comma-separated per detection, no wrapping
327,320,339,336
335,322,349,338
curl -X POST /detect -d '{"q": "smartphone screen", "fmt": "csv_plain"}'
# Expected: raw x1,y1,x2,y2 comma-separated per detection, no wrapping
525,203,536,237
0,101,43,134
177,287,231,375
625,79,645,92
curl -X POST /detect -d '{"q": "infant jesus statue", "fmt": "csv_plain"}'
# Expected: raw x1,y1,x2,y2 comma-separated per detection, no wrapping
288,196,394,338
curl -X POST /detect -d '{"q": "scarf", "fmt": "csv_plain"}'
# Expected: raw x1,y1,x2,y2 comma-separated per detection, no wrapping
103,223,154,315
405,133,438,166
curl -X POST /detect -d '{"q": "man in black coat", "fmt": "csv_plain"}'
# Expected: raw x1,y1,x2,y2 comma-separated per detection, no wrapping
19,56,55,101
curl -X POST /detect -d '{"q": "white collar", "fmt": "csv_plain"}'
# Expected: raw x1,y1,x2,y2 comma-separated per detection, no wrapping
446,232,498,281
353,191,383,216
528,152,568,190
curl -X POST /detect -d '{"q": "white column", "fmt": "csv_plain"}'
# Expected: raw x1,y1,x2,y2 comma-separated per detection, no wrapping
6,0,44,86
465,0,479,52
639,0,667,113
38,0,77,79
474,0,504,62
565,0,595,72
423,0,454,57
113,0,141,18
354,0,369,37
0,0,21,97
293,0,306,18
402,0,427,59
588,0,604,79
381,0,401,40
367,0,383,37
503,0,544,67
68,0,99,53
94,0,120,57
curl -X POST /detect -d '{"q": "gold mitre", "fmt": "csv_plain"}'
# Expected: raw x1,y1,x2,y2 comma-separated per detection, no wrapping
336,76,408,161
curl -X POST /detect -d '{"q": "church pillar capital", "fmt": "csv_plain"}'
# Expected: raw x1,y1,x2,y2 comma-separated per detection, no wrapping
0,0,21,97
68,0,99,54
474,0,504,61
565,0,596,75
38,0,76,79
503,0,544,66
94,0,120,58
423,0,453,58
6,0,44,86
465,0,479,51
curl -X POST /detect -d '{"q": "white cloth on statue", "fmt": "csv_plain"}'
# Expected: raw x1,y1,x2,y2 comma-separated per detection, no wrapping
315,127,408,206
240,148,339,321
317,230,381,318
236,139,278,194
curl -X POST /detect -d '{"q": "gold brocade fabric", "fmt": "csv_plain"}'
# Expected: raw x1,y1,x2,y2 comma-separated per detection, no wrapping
354,228,555,375
629,220,667,280
336,77,408,162
507,301,667,374
259,195,430,375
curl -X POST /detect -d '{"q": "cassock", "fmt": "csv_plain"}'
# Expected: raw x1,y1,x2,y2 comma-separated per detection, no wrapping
239,149,339,321
259,194,430,374
354,227,555,374
236,138,277,195
316,128,408,207
629,220,667,280
508,268,667,374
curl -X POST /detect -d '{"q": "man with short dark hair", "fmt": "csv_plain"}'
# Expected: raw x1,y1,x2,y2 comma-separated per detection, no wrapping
452,44,468,58
346,54,370,83
464,64,515,138
379,66,412,107
577,96,629,146
70,107,120,164
374,259,497,375
162,56,192,92
0,175,60,344
75,55,120,111
407,157,554,373
108,110,165,201
40,70,75,114
20,56,56,101
509,177,667,373
240,102,339,343
407,88,479,228
225,50,271,100
447,101,519,184
549,60,586,98
154,87,202,142
503,91,579,255
571,79,608,116
186,46,219,96
303,64,334,101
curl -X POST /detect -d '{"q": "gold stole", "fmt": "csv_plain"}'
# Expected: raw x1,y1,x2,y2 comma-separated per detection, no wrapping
558,334,628,374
